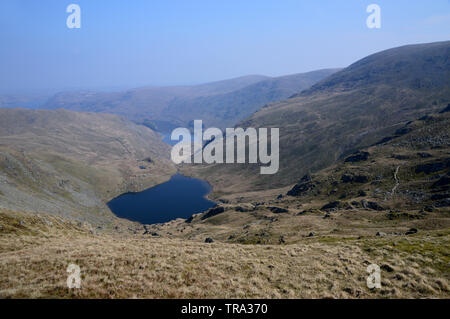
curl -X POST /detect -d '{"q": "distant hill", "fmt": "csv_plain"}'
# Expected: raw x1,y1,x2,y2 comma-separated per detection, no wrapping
41,70,339,130
0,93,50,109
185,41,450,194
0,108,176,224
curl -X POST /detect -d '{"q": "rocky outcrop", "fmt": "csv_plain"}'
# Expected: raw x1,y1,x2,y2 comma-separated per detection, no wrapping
415,159,450,174
345,151,370,163
201,206,225,220
320,201,342,212
287,174,315,196
268,206,289,214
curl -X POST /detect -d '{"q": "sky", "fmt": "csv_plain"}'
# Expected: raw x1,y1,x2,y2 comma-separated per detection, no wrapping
0,0,449,93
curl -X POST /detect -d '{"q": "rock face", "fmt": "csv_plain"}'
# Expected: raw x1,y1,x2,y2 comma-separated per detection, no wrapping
341,175,369,183
415,159,450,174
201,206,225,220
345,151,370,163
287,174,315,196
438,103,450,113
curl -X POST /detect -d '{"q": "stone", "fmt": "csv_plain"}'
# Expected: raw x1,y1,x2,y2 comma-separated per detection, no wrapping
287,174,315,196
320,201,341,211
201,206,225,220
307,232,316,237
204,237,214,243
405,228,418,235
367,201,385,211
417,152,432,158
376,231,387,237
268,206,288,214
381,264,395,272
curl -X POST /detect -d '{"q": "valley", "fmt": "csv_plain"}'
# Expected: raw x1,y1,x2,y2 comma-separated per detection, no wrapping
0,41,449,299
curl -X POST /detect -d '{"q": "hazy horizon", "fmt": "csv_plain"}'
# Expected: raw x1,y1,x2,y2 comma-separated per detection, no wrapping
1,0,449,93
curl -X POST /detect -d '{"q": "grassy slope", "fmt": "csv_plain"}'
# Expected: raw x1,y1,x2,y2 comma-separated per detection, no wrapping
0,209,448,298
0,109,176,225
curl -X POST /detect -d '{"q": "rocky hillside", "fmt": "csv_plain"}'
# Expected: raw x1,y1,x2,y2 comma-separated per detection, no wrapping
169,109,450,244
42,70,339,130
0,107,448,299
0,108,176,225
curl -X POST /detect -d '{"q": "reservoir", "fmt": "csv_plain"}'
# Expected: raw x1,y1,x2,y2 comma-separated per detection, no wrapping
107,174,216,224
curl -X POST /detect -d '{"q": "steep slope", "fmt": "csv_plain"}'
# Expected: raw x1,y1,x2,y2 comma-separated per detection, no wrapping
0,108,176,225
42,70,338,130
162,69,340,128
185,41,450,194
169,108,450,249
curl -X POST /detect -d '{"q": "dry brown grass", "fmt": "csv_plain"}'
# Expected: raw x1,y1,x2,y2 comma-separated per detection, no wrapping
0,209,448,299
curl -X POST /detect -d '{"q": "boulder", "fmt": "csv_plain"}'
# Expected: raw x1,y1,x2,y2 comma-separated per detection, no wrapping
307,232,316,237
358,190,367,197
287,174,315,196
367,201,385,211
321,201,341,211
405,228,418,235
376,231,387,237
268,206,289,214
201,206,225,220
204,237,214,243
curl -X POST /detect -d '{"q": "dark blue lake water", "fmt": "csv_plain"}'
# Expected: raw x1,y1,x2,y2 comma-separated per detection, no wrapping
107,174,216,224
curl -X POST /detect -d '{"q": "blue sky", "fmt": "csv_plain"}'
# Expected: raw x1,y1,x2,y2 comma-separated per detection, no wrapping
0,0,449,93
